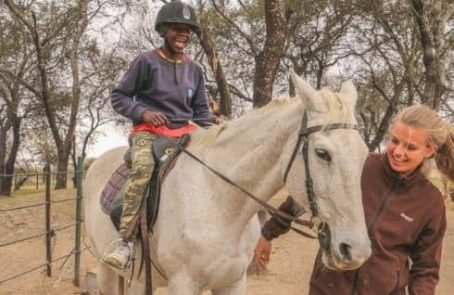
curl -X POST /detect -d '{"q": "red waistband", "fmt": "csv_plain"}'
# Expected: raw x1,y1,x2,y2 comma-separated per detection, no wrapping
132,123,196,137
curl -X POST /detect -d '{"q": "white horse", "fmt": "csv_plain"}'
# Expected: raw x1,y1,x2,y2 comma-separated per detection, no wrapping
84,71,371,294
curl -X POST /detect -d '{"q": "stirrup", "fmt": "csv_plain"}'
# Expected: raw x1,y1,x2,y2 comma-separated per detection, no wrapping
102,239,135,270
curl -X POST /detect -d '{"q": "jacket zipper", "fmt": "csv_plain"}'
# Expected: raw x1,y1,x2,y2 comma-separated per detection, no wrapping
351,180,401,295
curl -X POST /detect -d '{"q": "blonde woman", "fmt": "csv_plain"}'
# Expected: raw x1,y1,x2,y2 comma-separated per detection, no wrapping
254,105,453,295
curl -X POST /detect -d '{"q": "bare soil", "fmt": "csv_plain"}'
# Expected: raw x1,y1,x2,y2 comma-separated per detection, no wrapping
1,189,453,294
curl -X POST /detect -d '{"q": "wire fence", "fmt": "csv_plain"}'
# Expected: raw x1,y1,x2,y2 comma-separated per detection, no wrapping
0,157,85,289
0,169,76,192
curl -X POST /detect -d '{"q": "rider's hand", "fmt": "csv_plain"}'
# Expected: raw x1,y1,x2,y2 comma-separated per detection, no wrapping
142,110,169,126
213,115,225,125
253,236,272,273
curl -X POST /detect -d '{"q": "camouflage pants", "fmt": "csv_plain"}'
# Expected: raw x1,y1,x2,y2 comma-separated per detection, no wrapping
119,131,156,239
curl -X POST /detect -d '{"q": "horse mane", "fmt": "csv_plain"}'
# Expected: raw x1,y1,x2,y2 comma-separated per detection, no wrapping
191,122,228,148
190,88,356,151
318,88,357,128
190,96,298,150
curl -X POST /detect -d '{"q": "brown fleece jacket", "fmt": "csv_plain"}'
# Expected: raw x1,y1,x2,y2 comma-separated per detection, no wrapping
262,153,447,295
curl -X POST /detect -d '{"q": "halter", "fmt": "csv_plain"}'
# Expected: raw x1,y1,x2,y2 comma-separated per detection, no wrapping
283,111,359,218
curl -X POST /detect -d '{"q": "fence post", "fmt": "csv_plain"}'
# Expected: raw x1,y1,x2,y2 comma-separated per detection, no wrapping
36,168,39,190
74,156,83,287
45,163,52,277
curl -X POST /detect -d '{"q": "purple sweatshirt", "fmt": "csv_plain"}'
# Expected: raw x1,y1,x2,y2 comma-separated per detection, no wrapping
110,49,213,126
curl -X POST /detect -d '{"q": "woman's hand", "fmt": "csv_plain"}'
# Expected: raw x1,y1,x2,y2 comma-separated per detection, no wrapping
254,236,272,273
142,110,169,126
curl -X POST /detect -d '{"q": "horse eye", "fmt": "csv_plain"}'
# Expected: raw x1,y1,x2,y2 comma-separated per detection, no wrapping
315,148,331,162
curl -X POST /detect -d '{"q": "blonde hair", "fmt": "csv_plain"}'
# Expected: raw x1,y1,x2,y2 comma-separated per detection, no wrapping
391,105,454,181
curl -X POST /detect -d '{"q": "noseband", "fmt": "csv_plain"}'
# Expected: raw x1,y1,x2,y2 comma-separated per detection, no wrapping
283,111,359,218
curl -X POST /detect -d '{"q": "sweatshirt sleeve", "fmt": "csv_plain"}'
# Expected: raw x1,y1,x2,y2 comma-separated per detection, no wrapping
261,196,304,241
110,54,148,122
408,202,447,295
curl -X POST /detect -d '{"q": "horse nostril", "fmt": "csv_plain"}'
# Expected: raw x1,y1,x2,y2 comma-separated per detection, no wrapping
339,243,352,261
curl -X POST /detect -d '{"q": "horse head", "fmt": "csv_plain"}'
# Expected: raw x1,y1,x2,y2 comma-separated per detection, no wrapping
284,70,371,271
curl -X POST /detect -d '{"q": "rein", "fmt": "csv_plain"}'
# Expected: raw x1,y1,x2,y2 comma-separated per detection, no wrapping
181,148,314,231
180,110,358,239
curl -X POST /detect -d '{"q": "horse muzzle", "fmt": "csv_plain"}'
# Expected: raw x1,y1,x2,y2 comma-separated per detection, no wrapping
319,222,371,271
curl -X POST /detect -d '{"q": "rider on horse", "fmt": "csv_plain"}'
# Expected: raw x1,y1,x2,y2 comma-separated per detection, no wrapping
102,0,216,270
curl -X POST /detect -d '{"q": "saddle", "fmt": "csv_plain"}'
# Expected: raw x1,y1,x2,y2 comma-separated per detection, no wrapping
100,134,191,232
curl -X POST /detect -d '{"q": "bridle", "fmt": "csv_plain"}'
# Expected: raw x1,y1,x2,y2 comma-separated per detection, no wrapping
181,110,359,238
283,111,359,218
281,110,359,247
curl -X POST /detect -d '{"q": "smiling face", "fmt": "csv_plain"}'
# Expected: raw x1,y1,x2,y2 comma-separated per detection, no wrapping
162,23,192,59
386,121,436,177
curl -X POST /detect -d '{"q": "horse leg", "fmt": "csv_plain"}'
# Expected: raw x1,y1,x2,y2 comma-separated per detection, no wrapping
96,262,123,295
211,274,246,295
167,272,201,295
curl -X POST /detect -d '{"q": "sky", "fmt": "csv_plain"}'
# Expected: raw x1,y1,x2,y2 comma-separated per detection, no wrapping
86,125,128,158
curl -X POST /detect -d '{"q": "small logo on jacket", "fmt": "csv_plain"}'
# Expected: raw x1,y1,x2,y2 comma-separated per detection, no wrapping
187,89,193,99
400,212,414,222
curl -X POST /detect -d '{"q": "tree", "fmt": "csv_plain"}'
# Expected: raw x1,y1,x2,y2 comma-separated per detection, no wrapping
2,0,452,176
410,0,452,109
347,0,453,150
195,9,233,117
76,45,126,159
0,5,34,196
4,0,89,188
205,0,287,108
4,0,129,188
284,0,356,89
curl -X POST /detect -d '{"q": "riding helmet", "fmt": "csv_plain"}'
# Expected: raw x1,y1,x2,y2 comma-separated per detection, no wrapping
155,1,199,32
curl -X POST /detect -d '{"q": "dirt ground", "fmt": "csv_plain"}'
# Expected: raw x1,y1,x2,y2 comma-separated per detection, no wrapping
0,190,453,295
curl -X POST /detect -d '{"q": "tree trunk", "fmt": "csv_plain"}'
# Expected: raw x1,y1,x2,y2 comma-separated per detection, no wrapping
0,174,13,196
1,116,21,195
196,27,232,117
0,123,20,196
410,0,447,108
55,160,69,189
252,0,287,108
0,130,8,196
0,84,22,196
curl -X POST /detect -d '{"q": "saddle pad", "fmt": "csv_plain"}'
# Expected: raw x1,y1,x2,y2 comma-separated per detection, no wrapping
100,163,129,214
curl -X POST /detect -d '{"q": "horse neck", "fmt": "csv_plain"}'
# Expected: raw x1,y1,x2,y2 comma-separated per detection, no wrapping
190,101,302,225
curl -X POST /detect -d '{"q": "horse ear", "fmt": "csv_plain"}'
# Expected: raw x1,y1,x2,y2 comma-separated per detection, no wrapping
289,69,324,112
340,80,358,107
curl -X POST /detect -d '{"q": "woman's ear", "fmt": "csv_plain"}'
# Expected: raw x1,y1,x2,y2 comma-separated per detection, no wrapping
425,145,438,159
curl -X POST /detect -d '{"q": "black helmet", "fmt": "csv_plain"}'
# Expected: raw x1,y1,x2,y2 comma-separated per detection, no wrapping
155,1,199,32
